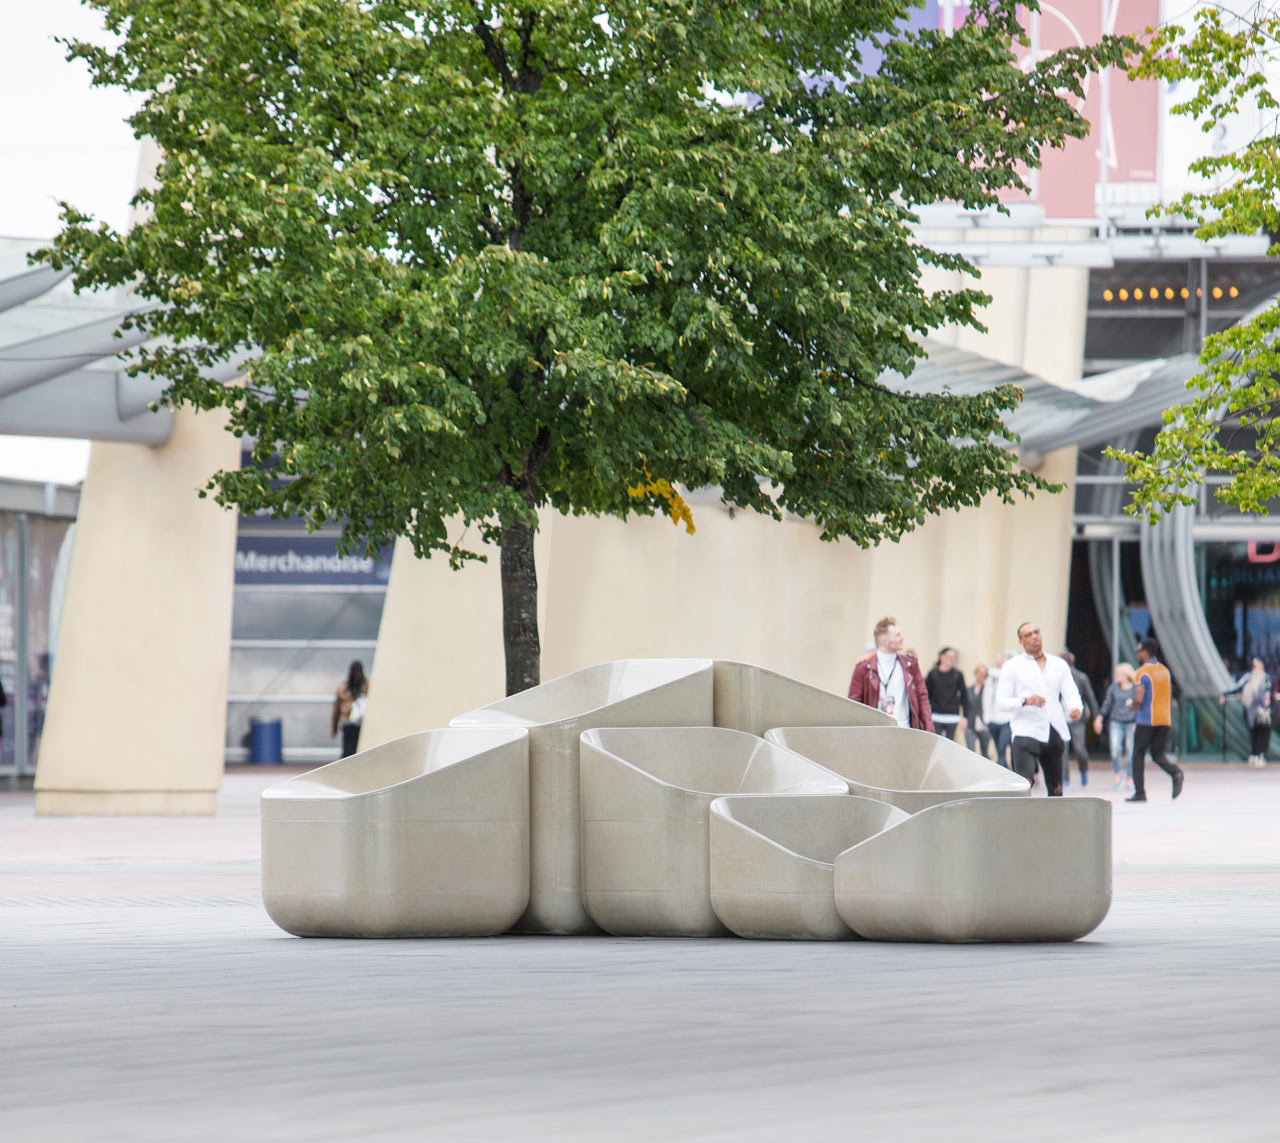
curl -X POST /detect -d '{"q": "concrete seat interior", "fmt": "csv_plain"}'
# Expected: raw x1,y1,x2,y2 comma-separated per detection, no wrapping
582,727,849,795
768,725,1030,792
262,726,530,798
710,794,909,865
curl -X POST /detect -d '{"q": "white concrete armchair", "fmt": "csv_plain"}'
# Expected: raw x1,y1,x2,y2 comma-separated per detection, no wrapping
712,660,892,736
709,794,909,940
451,659,714,933
261,726,529,938
579,727,847,936
834,796,1113,942
766,725,1029,812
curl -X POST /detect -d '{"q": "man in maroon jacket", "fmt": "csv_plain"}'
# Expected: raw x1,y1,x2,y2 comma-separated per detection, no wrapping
848,616,934,731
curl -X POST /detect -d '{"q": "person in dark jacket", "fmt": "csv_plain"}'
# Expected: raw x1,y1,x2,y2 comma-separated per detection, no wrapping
964,664,994,759
1061,650,1100,787
926,648,967,741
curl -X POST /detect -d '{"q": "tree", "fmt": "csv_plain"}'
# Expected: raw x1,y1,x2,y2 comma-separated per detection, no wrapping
1112,7,1280,519
44,1,1124,693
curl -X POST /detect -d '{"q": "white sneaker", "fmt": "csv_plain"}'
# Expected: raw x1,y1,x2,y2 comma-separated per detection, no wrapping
1250,756,1267,768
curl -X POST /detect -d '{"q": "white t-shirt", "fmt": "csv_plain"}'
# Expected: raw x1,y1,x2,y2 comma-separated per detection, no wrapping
875,651,910,728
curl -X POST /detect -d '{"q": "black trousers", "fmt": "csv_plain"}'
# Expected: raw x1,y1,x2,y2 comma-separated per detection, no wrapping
1132,724,1179,797
1011,729,1066,796
341,722,361,757
1250,719,1271,758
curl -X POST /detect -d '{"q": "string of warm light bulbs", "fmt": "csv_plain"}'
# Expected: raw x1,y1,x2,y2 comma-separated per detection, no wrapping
1100,286,1240,302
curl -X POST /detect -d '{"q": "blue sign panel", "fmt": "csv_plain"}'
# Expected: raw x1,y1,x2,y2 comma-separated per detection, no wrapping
234,534,394,585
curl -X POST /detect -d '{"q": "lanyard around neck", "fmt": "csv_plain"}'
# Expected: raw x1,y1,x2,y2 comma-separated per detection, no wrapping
877,655,900,689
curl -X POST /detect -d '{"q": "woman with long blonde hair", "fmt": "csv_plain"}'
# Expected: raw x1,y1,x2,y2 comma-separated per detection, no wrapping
1094,662,1137,789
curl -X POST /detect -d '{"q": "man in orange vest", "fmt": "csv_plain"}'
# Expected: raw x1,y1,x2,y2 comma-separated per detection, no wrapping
1127,637,1184,802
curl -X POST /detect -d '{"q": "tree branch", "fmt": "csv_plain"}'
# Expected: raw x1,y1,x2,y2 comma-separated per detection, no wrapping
472,10,514,88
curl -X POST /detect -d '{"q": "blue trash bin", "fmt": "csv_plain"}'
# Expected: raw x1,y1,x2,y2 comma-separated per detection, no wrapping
249,717,283,764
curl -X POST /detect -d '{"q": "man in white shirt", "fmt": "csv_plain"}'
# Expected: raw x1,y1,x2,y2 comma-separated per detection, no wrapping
993,621,1083,796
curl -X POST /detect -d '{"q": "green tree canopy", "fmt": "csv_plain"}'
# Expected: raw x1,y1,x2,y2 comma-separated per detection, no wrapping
44,0,1124,691
1113,8,1280,520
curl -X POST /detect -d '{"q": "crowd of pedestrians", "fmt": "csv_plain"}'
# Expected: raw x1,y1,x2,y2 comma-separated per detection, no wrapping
847,617,1201,800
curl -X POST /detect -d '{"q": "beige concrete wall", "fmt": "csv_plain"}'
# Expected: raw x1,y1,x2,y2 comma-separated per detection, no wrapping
361,449,1077,744
34,408,240,815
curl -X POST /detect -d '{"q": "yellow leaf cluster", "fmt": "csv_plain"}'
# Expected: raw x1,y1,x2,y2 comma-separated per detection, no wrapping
627,465,696,534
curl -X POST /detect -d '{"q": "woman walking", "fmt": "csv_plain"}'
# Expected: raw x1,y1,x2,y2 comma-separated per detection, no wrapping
331,660,369,758
1220,658,1272,767
1094,664,1137,789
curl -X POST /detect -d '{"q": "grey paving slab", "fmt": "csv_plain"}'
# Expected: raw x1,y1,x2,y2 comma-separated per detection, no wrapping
0,765,1277,1142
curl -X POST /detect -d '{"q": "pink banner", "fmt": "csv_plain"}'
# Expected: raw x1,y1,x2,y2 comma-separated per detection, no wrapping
949,0,1160,217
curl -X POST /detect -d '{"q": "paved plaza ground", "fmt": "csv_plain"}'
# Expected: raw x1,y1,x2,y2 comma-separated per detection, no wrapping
1,763,1277,1142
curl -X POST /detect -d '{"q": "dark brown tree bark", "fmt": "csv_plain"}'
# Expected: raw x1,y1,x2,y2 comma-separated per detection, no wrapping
500,516,541,695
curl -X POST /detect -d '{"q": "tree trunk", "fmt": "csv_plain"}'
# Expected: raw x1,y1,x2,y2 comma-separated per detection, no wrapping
500,517,541,695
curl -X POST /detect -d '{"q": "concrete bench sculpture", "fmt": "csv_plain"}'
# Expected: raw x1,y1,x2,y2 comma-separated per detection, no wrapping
834,797,1113,942
449,659,890,933
260,726,529,937
450,659,715,933
765,725,1029,812
579,728,847,936
709,794,909,940
260,658,1112,944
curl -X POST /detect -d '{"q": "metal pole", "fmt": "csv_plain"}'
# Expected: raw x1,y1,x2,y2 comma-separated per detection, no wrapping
1111,535,1121,669
1199,259,1209,349
1098,0,1111,231
1030,7,1041,205
15,513,29,780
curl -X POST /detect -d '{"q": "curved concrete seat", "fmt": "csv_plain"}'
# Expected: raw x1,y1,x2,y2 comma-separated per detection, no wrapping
580,727,848,936
451,660,714,933
834,797,1112,942
261,726,529,938
766,725,1029,812
713,660,892,736
709,795,909,940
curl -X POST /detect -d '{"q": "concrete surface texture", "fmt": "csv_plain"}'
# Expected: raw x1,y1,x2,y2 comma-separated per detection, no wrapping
1,764,1278,1142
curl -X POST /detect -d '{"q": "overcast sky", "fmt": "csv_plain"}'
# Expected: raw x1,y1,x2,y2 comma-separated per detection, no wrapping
0,1,139,483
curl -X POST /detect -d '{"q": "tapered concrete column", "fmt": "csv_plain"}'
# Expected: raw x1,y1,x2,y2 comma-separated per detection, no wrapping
34,408,239,815
1001,444,1077,650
